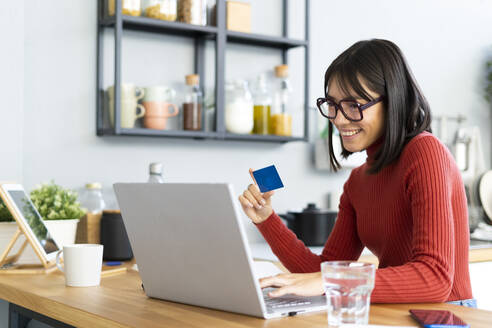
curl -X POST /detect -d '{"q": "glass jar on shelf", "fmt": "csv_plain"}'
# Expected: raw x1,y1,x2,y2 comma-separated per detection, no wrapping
177,0,207,25
183,74,203,131
252,74,271,135
142,0,177,21
108,0,141,16
270,64,293,136
225,80,254,134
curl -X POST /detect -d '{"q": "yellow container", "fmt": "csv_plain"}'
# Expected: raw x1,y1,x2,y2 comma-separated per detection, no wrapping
270,113,292,136
253,105,270,135
108,0,141,16
143,0,177,21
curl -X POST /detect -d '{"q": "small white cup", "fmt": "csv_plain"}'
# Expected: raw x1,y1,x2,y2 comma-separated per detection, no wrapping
56,244,104,287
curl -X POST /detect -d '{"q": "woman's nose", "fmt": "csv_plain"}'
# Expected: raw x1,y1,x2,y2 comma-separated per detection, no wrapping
332,109,351,126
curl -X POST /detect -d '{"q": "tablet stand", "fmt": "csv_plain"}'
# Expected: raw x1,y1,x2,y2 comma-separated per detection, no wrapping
0,227,57,274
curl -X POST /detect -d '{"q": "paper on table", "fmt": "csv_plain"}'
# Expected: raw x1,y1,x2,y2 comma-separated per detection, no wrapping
252,261,283,279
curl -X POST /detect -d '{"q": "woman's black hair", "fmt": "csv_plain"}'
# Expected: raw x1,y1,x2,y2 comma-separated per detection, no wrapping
325,39,432,174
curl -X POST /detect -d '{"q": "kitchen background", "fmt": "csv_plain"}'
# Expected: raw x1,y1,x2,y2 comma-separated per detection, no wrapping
1,0,492,325
3,0,491,243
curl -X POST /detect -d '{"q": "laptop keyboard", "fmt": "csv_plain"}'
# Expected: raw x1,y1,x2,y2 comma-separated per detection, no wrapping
262,288,313,309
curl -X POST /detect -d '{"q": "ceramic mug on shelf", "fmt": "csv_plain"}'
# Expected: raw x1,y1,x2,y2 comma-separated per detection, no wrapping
56,244,103,287
107,84,144,102
142,85,176,102
109,99,146,129
107,84,146,129
142,101,179,130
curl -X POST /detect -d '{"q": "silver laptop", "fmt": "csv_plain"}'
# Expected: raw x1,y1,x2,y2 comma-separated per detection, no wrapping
114,183,327,319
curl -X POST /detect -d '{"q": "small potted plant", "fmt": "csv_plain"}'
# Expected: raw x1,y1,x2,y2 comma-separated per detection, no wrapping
0,198,17,247
30,181,85,248
0,198,13,223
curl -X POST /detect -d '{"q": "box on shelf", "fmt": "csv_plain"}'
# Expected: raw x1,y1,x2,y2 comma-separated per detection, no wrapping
75,212,102,244
226,1,251,33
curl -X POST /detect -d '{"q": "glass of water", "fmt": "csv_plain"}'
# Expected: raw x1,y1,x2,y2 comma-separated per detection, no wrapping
321,261,376,326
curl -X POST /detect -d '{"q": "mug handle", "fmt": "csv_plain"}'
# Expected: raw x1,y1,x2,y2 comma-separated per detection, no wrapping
167,104,180,117
135,87,145,101
165,88,176,100
136,104,146,119
56,249,64,273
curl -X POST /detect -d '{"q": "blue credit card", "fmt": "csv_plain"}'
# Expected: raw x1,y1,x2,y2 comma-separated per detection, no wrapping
252,165,284,193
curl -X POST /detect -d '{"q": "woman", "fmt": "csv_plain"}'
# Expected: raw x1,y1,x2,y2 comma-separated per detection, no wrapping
238,39,474,306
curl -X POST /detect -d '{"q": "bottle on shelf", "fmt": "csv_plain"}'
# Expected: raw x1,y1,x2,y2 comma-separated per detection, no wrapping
252,74,272,135
270,64,293,137
225,80,254,134
183,74,203,131
148,162,164,183
80,183,106,214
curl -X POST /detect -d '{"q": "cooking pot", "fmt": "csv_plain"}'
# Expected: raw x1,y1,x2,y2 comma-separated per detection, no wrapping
278,203,337,246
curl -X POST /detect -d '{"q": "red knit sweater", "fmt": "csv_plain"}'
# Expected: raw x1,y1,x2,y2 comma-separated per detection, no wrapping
257,132,472,303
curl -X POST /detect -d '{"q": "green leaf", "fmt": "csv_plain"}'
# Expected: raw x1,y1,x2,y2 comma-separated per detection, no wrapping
0,198,13,222
30,181,85,220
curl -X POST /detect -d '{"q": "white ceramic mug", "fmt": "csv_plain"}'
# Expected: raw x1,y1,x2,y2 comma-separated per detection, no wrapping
107,84,144,102
143,85,176,102
107,84,146,128
56,244,104,287
109,99,146,128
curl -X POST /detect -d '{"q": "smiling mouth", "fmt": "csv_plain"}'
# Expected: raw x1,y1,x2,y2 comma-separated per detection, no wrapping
340,129,362,137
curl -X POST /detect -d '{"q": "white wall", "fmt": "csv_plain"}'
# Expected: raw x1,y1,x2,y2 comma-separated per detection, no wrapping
0,1,24,183
0,2,24,326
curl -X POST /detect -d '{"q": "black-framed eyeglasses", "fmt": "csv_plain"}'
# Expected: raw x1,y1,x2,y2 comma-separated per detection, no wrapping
316,96,384,122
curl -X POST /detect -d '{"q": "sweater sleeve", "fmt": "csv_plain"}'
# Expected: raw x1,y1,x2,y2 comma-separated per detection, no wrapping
371,136,456,303
256,175,363,273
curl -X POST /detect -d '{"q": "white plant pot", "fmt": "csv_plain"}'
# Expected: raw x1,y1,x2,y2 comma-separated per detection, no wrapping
0,219,79,265
44,219,80,248
0,221,39,264
0,221,21,254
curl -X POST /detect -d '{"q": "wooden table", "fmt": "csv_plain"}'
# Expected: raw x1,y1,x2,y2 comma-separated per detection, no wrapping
1,267,492,328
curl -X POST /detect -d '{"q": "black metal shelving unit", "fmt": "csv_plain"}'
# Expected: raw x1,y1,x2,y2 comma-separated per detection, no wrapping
96,0,310,143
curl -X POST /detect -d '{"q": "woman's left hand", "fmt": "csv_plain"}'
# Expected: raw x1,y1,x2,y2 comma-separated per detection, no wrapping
259,272,324,297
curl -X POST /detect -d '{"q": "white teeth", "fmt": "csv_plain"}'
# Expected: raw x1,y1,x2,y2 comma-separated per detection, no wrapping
340,129,361,136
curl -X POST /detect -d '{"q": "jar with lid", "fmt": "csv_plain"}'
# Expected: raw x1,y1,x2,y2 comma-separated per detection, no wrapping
142,0,177,21
108,0,141,16
183,74,203,131
148,162,164,183
177,0,207,25
270,64,292,136
252,74,271,135
225,80,254,134
79,183,106,214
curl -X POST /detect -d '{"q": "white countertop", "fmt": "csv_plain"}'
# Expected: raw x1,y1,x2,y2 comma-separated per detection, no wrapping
249,240,492,262
249,242,373,261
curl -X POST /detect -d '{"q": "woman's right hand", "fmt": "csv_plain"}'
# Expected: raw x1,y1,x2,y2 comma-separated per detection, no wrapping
238,168,275,224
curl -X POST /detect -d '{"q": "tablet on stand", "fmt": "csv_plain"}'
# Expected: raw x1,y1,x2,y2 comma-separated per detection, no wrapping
0,183,61,274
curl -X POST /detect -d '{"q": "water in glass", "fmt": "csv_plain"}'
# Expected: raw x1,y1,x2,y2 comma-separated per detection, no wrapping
321,261,375,327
